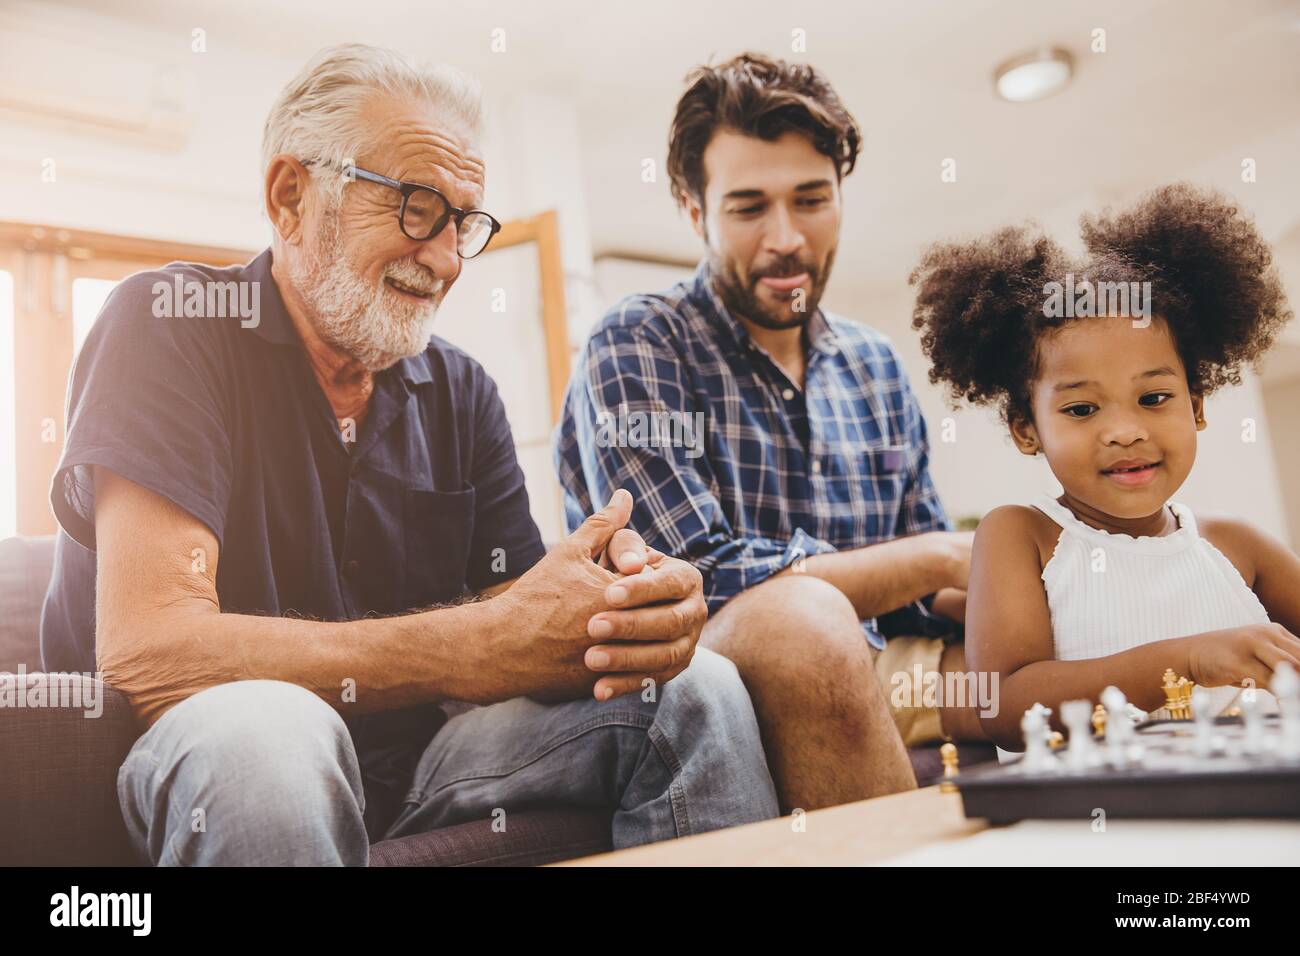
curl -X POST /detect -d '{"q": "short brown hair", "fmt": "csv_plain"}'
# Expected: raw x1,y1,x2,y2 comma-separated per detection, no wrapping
666,52,861,208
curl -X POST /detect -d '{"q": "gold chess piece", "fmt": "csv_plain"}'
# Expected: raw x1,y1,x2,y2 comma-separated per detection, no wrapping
1048,731,1064,750
939,741,959,792
1162,668,1196,720
1092,703,1107,738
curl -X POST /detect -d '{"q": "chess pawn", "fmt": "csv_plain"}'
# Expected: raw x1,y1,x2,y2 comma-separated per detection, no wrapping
1091,703,1107,738
1272,661,1300,761
1020,704,1059,774
939,742,960,792
1239,687,1266,756
1060,698,1099,771
1100,687,1128,740
1190,685,1222,758
1101,685,1135,767
1177,676,1195,720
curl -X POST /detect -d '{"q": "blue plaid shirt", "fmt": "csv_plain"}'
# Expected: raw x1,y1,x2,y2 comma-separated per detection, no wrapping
555,260,955,649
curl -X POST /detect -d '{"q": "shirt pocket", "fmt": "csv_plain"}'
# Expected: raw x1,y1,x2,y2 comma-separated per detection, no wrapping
857,443,909,540
863,442,908,477
401,486,476,608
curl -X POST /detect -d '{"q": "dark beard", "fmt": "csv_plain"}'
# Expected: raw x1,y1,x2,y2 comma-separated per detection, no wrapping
709,248,835,331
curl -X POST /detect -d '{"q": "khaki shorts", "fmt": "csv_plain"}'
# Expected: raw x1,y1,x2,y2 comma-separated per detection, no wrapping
869,635,947,747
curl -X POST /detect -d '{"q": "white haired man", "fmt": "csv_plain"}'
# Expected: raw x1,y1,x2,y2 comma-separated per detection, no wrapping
39,43,777,865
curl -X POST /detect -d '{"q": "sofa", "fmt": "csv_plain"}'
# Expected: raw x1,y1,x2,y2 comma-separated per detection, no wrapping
0,534,995,866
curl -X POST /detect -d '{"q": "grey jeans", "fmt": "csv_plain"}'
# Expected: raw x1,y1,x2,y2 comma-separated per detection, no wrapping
117,647,779,865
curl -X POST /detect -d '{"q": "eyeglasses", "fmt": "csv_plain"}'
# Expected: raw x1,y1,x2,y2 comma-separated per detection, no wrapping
304,160,502,258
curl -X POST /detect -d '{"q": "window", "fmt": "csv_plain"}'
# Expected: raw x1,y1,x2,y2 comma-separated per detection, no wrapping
71,277,118,360
0,224,252,536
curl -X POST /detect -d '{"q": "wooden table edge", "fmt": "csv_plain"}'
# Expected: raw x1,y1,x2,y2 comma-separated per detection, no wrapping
553,784,988,867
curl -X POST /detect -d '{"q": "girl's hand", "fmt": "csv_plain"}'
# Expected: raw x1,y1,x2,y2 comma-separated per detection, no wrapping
1185,623,1300,691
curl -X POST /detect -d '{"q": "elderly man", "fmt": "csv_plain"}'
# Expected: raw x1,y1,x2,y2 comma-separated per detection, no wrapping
557,53,984,815
38,43,777,866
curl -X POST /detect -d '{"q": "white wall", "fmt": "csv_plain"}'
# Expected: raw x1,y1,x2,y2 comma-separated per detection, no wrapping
0,2,601,254
1262,378,1300,546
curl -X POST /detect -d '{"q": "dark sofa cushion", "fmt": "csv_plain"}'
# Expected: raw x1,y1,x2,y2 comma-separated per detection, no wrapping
0,674,140,865
369,807,615,867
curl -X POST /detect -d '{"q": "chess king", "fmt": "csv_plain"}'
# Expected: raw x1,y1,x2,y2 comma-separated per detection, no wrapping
909,182,1300,752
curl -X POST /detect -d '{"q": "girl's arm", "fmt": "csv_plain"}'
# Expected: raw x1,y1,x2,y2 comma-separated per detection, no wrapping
965,505,1299,751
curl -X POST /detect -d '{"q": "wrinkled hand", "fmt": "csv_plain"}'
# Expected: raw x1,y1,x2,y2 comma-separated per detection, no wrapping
599,519,654,576
494,490,706,703
584,536,706,701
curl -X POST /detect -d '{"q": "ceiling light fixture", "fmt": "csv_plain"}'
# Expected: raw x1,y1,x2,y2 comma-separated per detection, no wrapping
993,48,1073,102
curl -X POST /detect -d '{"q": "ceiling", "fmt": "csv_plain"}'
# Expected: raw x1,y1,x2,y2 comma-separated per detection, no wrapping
43,0,1300,283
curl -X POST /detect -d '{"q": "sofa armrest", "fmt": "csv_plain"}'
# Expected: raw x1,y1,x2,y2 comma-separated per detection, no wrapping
0,674,142,865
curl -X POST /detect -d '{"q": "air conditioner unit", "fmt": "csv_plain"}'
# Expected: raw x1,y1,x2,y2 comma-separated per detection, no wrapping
0,31,195,149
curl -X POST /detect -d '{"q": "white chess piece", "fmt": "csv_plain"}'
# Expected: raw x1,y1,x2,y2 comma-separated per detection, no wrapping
1240,687,1266,756
1191,685,1222,758
1271,661,1300,760
1020,704,1058,773
1100,685,1142,768
1060,699,1098,771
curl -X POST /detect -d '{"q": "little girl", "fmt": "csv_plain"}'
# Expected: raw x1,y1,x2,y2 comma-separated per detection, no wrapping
909,183,1300,752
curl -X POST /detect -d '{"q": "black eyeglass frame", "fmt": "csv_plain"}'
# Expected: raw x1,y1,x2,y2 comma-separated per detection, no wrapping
303,160,502,258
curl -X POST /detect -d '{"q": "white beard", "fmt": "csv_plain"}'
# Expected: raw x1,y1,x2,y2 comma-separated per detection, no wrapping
289,211,443,372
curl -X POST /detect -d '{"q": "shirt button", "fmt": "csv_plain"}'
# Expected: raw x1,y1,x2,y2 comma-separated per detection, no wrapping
782,388,795,401
811,460,822,474
344,559,362,577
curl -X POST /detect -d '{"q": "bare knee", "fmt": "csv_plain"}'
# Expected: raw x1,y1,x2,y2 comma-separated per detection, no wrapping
703,575,869,689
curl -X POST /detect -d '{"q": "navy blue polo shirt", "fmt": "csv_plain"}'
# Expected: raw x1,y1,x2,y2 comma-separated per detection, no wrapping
40,247,546,675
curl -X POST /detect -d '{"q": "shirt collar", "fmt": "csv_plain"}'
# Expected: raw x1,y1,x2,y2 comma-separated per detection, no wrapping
690,259,841,359
243,248,299,348
245,247,433,386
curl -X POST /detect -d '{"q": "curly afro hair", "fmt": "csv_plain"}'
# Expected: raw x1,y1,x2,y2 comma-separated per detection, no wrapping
909,183,1293,424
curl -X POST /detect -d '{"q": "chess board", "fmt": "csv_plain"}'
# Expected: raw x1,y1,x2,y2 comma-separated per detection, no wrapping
955,714,1300,824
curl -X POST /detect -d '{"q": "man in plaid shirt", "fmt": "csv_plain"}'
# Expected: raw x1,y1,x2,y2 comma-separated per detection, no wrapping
556,53,982,813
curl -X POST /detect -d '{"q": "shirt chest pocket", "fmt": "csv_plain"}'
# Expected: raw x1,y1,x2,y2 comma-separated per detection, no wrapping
864,444,908,477
401,486,476,609
854,444,909,539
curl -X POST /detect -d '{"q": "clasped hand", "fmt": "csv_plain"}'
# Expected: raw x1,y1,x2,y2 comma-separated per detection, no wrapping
492,489,707,702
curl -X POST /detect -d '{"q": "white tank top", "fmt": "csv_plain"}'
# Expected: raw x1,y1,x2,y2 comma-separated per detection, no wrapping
994,496,1272,761
1034,493,1270,717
